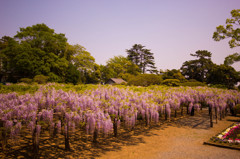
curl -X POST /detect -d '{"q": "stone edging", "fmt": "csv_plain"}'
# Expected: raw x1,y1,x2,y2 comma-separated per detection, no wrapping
203,141,240,151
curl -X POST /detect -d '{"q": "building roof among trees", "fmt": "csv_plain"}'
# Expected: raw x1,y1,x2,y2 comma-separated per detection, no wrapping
106,78,127,84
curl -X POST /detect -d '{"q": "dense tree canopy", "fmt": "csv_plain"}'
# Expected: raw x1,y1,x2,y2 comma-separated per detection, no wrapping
0,36,19,81
106,56,140,76
207,64,240,89
0,24,70,82
0,23,98,84
99,56,140,83
70,44,95,71
181,49,240,88
0,22,239,88
14,23,67,55
181,50,213,82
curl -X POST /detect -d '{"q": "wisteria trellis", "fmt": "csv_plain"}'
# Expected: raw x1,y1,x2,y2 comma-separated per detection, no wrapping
0,85,239,154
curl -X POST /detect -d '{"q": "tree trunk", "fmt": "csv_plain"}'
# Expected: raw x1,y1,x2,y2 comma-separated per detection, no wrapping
190,107,195,116
209,107,213,127
64,123,70,151
225,107,228,117
32,126,39,158
215,107,218,124
165,105,167,120
52,123,58,139
181,106,183,116
175,110,177,118
0,120,7,150
159,110,162,118
220,110,222,120
93,128,98,143
52,113,59,138
113,118,118,137
145,114,149,126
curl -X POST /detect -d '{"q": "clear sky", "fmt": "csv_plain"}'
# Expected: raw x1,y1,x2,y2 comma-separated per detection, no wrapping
0,0,239,71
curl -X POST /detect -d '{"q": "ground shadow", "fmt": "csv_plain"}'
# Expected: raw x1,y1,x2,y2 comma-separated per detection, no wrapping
170,109,212,130
0,108,236,159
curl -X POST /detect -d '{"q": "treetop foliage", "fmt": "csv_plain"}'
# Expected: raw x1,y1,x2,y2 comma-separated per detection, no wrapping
0,23,98,84
224,53,240,65
213,9,240,67
213,9,240,48
126,44,157,74
181,50,213,82
0,16,239,89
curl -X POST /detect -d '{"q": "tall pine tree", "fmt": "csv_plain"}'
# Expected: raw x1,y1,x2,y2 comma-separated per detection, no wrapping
126,44,157,74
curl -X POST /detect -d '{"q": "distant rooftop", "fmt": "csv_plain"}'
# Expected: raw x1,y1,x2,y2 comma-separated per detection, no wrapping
106,78,127,84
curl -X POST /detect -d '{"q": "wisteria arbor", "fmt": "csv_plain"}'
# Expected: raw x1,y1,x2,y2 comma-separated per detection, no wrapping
0,84,239,158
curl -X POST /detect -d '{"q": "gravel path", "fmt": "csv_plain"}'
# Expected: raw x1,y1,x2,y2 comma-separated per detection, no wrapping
97,109,240,159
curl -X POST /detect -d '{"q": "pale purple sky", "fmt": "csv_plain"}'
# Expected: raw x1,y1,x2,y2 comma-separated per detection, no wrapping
0,0,239,71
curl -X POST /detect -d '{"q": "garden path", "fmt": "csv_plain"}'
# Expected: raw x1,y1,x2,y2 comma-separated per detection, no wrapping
2,109,239,159
97,109,240,159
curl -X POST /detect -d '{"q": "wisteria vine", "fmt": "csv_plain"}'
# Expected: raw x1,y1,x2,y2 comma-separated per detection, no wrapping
0,85,239,155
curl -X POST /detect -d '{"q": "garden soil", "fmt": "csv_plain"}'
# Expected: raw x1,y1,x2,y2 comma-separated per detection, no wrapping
1,109,240,159
97,109,240,159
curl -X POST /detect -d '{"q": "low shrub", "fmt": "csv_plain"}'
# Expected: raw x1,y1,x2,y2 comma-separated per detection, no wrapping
181,81,206,87
188,79,199,82
0,84,39,94
33,75,49,84
162,79,180,86
19,78,32,84
209,84,228,89
128,74,162,86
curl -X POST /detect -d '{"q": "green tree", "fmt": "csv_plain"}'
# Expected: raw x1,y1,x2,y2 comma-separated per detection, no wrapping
99,64,115,83
161,69,186,82
106,55,140,76
82,63,101,84
181,50,213,82
0,36,19,82
126,44,157,74
99,56,140,83
207,64,240,89
71,44,95,70
14,23,67,56
224,53,240,65
213,9,240,48
213,9,240,65
0,24,70,82
0,24,101,84
65,63,81,85
162,79,181,87
69,44,99,84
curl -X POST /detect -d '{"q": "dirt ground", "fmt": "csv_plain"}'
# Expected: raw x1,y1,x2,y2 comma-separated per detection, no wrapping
97,110,240,159
1,109,240,159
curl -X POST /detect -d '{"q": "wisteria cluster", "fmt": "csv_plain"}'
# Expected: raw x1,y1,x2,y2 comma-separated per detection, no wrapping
0,85,239,152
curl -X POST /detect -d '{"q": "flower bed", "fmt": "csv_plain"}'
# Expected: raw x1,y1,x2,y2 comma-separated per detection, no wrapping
204,123,240,150
215,123,240,143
